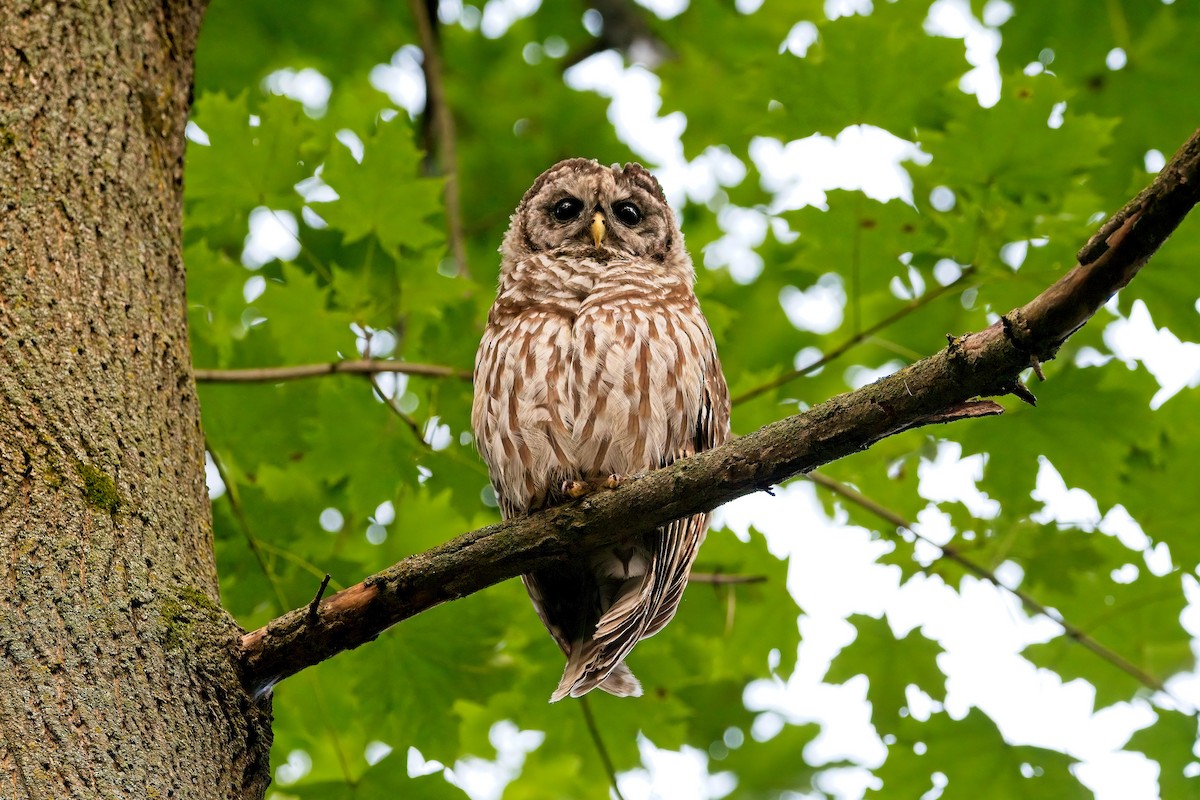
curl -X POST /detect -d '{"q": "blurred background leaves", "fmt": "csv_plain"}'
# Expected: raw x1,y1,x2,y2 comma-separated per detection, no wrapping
186,1,1200,797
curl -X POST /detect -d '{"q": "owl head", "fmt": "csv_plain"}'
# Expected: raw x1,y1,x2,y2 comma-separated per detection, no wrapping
501,159,686,269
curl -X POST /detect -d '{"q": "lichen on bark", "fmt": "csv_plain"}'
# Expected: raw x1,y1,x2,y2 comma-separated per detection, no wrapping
74,461,124,515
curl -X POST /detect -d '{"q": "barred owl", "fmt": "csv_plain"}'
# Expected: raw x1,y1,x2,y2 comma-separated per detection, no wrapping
472,159,730,701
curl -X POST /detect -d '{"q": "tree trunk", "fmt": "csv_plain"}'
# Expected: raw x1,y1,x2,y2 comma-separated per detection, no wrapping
0,2,271,797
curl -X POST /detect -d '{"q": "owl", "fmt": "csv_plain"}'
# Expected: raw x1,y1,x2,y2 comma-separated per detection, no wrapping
472,159,730,701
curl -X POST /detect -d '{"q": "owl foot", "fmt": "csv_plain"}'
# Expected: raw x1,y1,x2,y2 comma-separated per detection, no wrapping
562,480,592,499
561,475,623,499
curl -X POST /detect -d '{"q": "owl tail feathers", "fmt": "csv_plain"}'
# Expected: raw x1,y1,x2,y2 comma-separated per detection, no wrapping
549,652,643,702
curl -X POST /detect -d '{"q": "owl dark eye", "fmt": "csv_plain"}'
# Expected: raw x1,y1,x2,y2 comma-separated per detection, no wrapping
612,201,642,226
552,197,584,222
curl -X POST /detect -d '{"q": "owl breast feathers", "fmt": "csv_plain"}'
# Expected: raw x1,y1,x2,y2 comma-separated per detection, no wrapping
472,159,730,701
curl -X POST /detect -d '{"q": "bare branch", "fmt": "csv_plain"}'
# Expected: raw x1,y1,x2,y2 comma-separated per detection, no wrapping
688,572,767,585
308,574,332,621
409,0,468,277
805,471,1182,704
193,360,471,383
564,0,670,69
733,278,967,406
238,129,1200,697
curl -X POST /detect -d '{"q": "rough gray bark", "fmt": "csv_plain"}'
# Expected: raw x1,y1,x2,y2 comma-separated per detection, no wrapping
0,2,271,797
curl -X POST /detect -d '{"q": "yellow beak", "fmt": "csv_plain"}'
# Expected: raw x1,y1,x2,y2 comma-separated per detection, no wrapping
590,211,606,247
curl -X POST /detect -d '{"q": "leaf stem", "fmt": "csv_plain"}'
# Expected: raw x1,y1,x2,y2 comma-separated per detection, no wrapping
580,696,627,800
851,192,864,336
255,540,347,588
206,442,290,613
371,373,434,451
268,207,333,282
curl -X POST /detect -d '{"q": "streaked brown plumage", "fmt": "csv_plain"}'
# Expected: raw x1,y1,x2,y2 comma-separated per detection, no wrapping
472,159,730,701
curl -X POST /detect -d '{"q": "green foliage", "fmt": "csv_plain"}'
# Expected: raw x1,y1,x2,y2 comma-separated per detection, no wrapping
716,719,823,799
826,616,946,736
186,0,1200,797
875,709,1089,798
314,121,444,256
1127,709,1200,799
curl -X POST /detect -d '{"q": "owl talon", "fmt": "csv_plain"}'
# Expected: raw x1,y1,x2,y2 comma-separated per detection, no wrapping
562,479,592,499
562,476,620,499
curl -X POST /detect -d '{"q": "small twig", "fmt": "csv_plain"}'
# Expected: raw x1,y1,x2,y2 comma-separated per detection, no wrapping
368,373,491,478
408,0,468,277
308,574,332,620
205,441,290,613
579,696,627,800
733,277,967,406
1029,355,1046,381
562,0,670,69
882,399,1004,437
1009,379,1038,407
193,360,470,384
688,572,767,585
370,375,434,451
804,471,1188,707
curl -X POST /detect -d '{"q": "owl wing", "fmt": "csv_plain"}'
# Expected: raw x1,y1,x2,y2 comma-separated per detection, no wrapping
475,310,596,662
552,302,731,700
643,360,730,637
